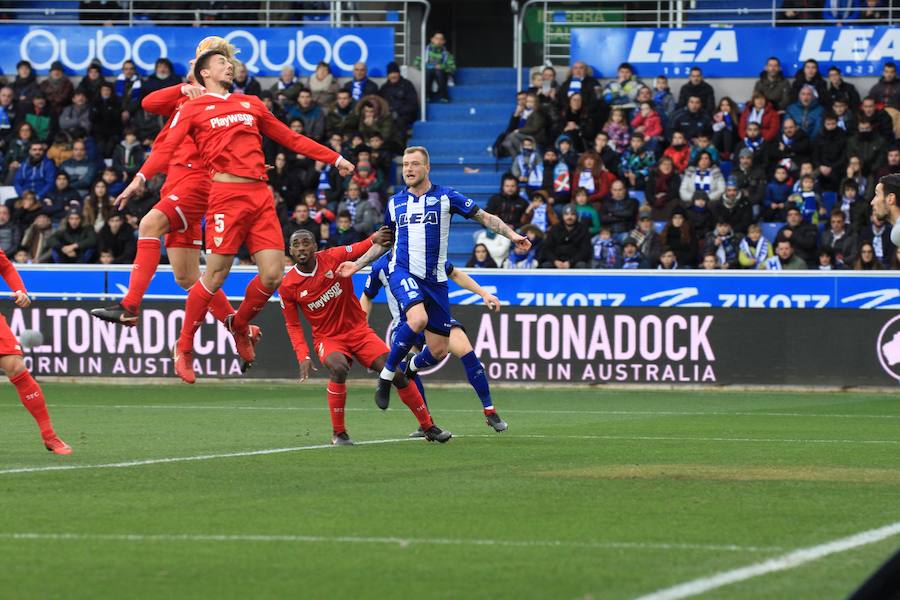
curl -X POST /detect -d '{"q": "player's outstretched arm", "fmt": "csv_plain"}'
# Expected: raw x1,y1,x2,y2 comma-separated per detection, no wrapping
471,208,532,253
335,226,393,277
449,268,500,312
141,83,203,117
280,293,317,382
359,293,374,320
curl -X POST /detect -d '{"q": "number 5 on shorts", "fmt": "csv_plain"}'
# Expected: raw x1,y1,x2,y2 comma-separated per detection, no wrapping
214,213,225,233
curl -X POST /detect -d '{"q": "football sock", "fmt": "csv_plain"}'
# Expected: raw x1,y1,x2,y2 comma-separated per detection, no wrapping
327,381,347,433
232,275,274,332
411,373,427,408
411,346,439,372
207,289,236,324
397,381,433,430
380,323,419,380
11,370,54,438
177,279,214,353
121,237,161,314
461,351,494,411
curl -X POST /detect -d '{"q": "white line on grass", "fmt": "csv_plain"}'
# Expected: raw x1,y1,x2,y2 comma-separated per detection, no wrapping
0,532,782,554
633,520,900,600
0,438,412,475
463,434,900,445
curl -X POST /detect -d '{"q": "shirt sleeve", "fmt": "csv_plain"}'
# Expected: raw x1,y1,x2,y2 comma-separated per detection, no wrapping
279,287,311,364
141,84,185,117
0,250,26,293
138,102,195,180
447,188,479,218
322,237,374,263
363,263,385,299
444,260,454,277
254,97,343,166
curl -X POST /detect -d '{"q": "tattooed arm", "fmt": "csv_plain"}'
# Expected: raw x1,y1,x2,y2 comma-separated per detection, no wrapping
471,208,532,252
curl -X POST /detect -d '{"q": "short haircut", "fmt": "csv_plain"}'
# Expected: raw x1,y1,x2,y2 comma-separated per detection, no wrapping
337,210,352,220
404,146,430,165
880,173,900,201
194,50,225,87
830,209,845,219
777,239,793,248
747,223,761,233
887,62,897,70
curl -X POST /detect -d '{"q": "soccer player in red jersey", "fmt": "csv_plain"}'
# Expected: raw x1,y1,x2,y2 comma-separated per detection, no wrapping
117,44,353,383
0,250,71,454
281,229,451,445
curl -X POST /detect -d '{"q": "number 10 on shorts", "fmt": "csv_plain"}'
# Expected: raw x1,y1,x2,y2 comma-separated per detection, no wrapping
400,278,419,293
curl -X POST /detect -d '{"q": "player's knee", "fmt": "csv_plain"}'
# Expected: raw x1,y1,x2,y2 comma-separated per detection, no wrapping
204,270,228,291
260,272,283,290
4,359,26,379
138,211,169,237
173,272,199,290
325,359,349,382
405,312,427,332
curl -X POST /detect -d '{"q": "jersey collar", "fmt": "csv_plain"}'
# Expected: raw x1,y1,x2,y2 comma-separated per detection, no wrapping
405,183,436,199
205,92,231,100
294,262,317,277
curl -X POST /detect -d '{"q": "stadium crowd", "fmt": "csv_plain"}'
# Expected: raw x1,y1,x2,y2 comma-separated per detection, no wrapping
482,57,900,271
0,54,419,265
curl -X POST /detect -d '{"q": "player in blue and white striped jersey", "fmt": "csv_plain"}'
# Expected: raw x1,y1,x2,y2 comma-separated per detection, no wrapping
337,146,530,409
360,251,508,434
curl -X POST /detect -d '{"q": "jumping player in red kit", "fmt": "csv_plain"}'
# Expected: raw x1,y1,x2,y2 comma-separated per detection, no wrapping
0,250,71,454
281,229,452,445
116,38,354,383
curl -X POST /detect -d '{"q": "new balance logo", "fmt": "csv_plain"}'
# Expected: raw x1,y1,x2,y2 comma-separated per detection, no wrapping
205,105,216,111
300,290,308,297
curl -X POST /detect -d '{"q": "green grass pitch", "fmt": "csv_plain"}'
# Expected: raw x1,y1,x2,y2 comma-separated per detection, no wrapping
1,383,899,599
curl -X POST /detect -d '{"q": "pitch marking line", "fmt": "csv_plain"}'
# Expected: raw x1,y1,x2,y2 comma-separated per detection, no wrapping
0,438,413,475
0,532,782,554
634,520,900,600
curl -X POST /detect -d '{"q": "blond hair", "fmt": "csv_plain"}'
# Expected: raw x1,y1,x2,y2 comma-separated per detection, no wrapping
403,146,430,165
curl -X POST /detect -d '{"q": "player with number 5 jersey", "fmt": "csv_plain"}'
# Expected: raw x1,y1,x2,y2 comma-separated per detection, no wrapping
336,146,531,409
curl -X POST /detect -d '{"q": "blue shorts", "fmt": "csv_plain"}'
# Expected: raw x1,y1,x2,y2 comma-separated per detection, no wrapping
388,267,454,336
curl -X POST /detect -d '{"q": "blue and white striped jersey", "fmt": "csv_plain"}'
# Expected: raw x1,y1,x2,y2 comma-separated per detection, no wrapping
364,252,455,321
383,184,477,283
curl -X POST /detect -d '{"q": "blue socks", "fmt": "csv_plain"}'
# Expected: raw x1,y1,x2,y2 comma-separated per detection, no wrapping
381,323,419,380
461,351,493,411
411,346,439,371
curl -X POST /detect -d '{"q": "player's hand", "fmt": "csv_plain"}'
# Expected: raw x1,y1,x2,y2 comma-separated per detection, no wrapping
298,358,316,382
337,159,355,177
115,176,146,210
481,292,501,313
371,226,394,248
180,84,205,99
336,261,361,278
13,290,31,308
512,233,532,253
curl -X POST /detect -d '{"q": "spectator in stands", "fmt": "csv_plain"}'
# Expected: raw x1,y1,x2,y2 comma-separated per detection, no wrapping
753,57,792,111
669,96,711,142
618,132,654,190
540,204,591,269
573,187,600,236
602,108,630,154
592,131,619,172
379,62,419,134
859,96,895,142
294,89,326,141
791,59,827,103
302,61,337,109
794,173,826,224
823,67,860,110
22,94,56,143
558,61,600,113
560,93,594,153
831,96,857,133
786,85,825,140
419,31,456,103
504,225,541,269
501,92,546,157
859,0,887,23
59,90,91,136
860,212,895,266
814,113,848,192
232,61,261,97
97,213,135,264
854,241,885,270
733,147,767,210
700,252,720,270
657,248,680,270
47,132,72,166
356,96,398,152
487,173,528,228
337,181,380,236
141,58,181,99
573,152,617,203
100,167,124,198
820,209,858,267
599,180,638,243
652,75,677,119
627,212,662,267
541,148,570,203
845,154,869,199
630,101,663,149
738,223,773,269
270,65,299,95
705,219,741,269
680,150,724,204
690,131,720,165
602,62,643,109
771,118,812,173
848,119,887,178
268,152,302,207
837,178,865,232
874,146,900,183
112,128,145,182
342,62,377,103
713,177,754,234
711,97,739,160
522,189,558,232
91,82,122,158
823,0,860,23
0,87,19,152
115,60,142,118
532,66,558,106
49,208,96,263
326,90,358,138
14,141,55,199
776,207,818,266
663,130,691,173
677,67,716,115
43,172,81,223
20,211,53,263
686,190,715,248
82,179,116,231
511,135,542,192
739,93,780,143
645,156,680,220
12,60,39,104
761,239,806,270
3,122,34,184
590,227,618,268
870,62,900,110
467,243,499,268
763,165,792,221
283,204,320,249
75,62,105,102
0,204,18,256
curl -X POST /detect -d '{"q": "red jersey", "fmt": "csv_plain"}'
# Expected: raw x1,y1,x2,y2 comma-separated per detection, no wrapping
139,92,342,182
0,250,26,294
141,85,201,171
279,239,375,362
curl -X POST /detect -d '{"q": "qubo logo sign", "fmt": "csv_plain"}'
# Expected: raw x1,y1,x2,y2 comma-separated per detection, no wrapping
20,29,166,71
876,314,900,381
224,30,370,74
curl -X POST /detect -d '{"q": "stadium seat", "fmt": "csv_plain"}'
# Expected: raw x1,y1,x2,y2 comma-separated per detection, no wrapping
653,221,666,233
719,160,732,179
761,222,783,244
630,190,646,205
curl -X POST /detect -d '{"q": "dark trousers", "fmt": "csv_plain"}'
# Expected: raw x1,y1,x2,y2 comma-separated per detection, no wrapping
426,69,449,101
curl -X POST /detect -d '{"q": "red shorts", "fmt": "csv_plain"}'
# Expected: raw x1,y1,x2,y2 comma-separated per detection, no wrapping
206,181,283,256
156,166,209,249
0,314,22,356
314,328,389,370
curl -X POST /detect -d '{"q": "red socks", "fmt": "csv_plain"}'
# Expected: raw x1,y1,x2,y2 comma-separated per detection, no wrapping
232,275,275,332
178,280,214,353
121,238,161,314
397,382,434,430
327,381,347,434
207,289,236,324
11,370,54,438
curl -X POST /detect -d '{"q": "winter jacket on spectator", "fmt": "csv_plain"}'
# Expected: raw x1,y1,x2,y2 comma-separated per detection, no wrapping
141,72,182,100
540,221,592,266
776,222,818,265
573,165,617,203
112,139,144,180
542,155,571,201
97,221,136,263
115,74,142,113
601,121,629,154
44,186,80,221
704,229,742,268
20,217,52,262
297,103,326,141
668,106,712,140
513,108,549,148
343,78,378,102
663,143,691,173
233,74,262,97
860,222,897,266
512,148,543,190
733,160,767,206
14,156,55,198
738,101,780,141
22,104,56,143
823,79,860,111
645,166,681,220
689,144,720,166
768,128,812,170
337,196,380,236
13,71,39,104
58,102,91,134
630,110,663,139
763,180,792,220
679,166,725,203
713,192,755,234
628,224,662,266
59,157,97,196
75,71,106,102
0,219,19,256
598,194,638,236
869,77,900,110
39,75,73,114
326,102,358,138
486,190,528,227
752,71,792,111
820,228,859,267
90,93,122,145
785,97,825,140
738,236,773,268
558,74,600,112
848,130,887,177
131,109,163,144
618,146,655,187
865,107,896,142
379,76,419,127
687,203,715,242
660,218,696,266
814,126,848,176
49,219,97,263
677,80,716,114
602,76,643,109
790,72,827,104
307,73,339,109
